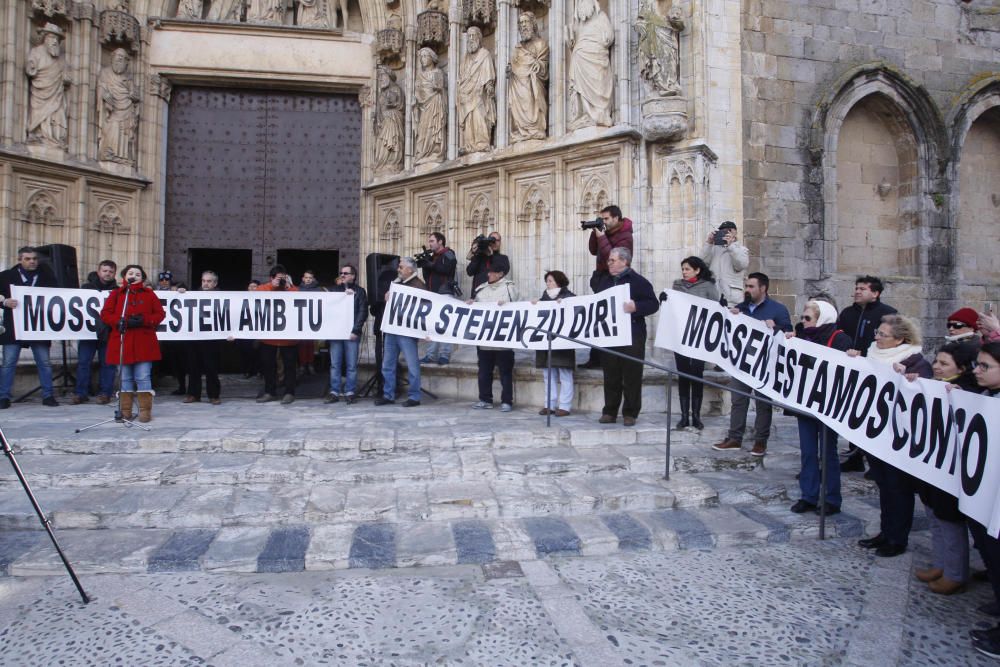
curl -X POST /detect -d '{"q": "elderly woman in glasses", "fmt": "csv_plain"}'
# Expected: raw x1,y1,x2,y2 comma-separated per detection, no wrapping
788,300,852,516
848,314,931,558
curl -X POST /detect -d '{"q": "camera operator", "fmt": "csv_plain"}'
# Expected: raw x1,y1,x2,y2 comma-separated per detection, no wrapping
255,264,299,405
466,231,508,293
700,220,749,304
418,232,458,365
583,205,633,368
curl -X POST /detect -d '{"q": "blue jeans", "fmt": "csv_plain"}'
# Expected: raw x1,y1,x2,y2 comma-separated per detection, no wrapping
382,334,420,402
120,361,153,392
796,417,842,508
76,339,116,398
329,338,360,395
424,341,451,361
1,342,53,400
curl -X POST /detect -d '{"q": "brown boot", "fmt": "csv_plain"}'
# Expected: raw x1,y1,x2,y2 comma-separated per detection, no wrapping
928,576,966,595
118,392,135,420
137,391,154,423
915,567,943,583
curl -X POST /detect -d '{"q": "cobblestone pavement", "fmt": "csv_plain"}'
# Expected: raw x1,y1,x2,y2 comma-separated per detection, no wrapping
0,532,994,666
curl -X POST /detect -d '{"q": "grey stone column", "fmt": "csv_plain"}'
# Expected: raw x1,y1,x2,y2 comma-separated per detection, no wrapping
549,0,565,137
495,0,513,149
403,19,417,171
447,0,460,161
73,6,97,160
0,1,19,144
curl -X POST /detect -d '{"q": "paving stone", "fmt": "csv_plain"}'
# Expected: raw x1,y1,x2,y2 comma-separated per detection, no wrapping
426,481,498,520
229,486,309,526
0,487,85,529
565,516,620,557
221,429,268,453
257,525,310,573
160,453,258,485
153,609,243,658
343,484,398,522
202,526,272,572
263,428,308,455
395,522,456,568
148,528,218,572
646,509,715,550
600,513,654,551
493,429,542,449
495,478,578,518
570,476,676,512
688,505,771,547
359,426,395,453
307,457,431,484
243,456,310,484
55,486,190,529
522,517,582,557
177,428,231,451
395,483,430,521
458,449,496,480
661,471,719,508
348,523,396,569
304,485,349,522
168,486,235,528
396,427,455,452
489,519,537,562
305,524,357,570
9,528,170,575
692,469,791,505
0,454,169,488
430,449,465,481
495,447,583,476
452,519,497,564
0,530,45,575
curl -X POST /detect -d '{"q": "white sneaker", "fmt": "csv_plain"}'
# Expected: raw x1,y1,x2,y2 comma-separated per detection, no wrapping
500,403,512,412
473,400,493,409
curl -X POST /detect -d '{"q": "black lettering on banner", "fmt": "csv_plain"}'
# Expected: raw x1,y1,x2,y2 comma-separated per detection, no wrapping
239,299,252,330
183,299,198,331
891,392,908,451
273,299,286,330
215,299,231,331
866,381,894,439
449,307,470,337
307,299,321,331
805,360,829,413
436,304,453,335
198,299,212,332
961,413,988,496
848,374,878,430
704,312,725,353
907,393,928,461
752,334,772,383
412,298,432,331
529,310,548,343
510,310,528,344
24,295,44,331
729,324,747,366
480,308,500,340
387,292,408,326
86,297,102,332
464,309,482,340
254,298,272,330
738,329,763,375
609,296,618,336
169,299,183,333
569,305,586,339
292,299,307,330
719,318,733,359
594,299,611,337
496,309,513,341
46,296,66,331
67,296,84,332
925,398,956,470
794,353,816,405
826,366,860,421
951,409,967,475
782,348,797,398
771,344,786,394
681,305,709,347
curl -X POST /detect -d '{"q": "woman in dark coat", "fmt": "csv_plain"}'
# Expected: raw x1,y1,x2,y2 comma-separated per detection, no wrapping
100,264,166,422
534,271,575,416
671,256,720,429
789,299,851,515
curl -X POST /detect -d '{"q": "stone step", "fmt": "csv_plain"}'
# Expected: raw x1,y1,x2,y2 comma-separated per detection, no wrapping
0,497,899,577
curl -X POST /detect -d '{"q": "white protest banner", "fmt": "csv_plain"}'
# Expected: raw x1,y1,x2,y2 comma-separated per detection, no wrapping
379,283,632,350
655,288,1000,537
10,286,354,341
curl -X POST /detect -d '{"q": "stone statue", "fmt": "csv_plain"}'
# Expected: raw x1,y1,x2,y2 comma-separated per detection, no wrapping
176,0,204,18
298,0,349,28
507,11,549,143
207,0,242,21
412,47,447,165
636,0,685,97
247,0,284,24
457,27,495,153
567,0,614,129
97,48,139,164
373,66,404,174
25,23,69,148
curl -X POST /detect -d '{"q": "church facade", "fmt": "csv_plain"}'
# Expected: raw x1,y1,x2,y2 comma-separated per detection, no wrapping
0,0,997,339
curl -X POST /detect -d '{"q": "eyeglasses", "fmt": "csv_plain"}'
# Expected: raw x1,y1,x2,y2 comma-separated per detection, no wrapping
800,315,813,322
874,330,892,338
946,322,968,329
975,361,997,371
339,272,353,276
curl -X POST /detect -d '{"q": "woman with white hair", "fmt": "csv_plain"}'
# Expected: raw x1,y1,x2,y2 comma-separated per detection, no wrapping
789,299,852,515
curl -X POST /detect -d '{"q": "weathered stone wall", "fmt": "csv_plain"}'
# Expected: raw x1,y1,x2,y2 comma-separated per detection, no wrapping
742,0,1000,342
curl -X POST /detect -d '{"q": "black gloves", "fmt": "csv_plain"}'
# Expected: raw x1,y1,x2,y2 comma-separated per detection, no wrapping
127,314,144,329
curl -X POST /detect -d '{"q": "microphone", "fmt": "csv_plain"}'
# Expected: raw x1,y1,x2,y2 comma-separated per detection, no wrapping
126,276,137,284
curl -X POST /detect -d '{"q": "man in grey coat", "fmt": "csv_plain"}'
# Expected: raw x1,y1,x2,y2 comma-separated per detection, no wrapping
701,220,749,305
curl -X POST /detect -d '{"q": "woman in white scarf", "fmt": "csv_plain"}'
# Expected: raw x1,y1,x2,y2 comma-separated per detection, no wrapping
851,314,931,558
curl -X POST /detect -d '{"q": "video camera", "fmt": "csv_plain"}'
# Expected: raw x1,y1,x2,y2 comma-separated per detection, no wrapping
471,234,493,255
580,217,605,232
413,246,435,266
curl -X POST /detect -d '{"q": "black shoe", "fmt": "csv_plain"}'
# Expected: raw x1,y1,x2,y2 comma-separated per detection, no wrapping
0,398,10,409
863,470,874,481
170,388,186,396
979,602,1000,617
323,393,340,404
579,360,601,369
970,626,1000,643
676,415,690,429
402,399,421,407
374,397,395,406
875,543,906,558
691,416,704,430
345,395,356,405
840,456,866,473
815,505,841,516
42,396,59,407
858,534,885,549
790,500,818,514
974,636,1000,659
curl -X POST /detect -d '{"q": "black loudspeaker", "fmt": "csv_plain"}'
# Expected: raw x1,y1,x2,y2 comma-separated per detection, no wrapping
36,244,80,288
365,252,399,312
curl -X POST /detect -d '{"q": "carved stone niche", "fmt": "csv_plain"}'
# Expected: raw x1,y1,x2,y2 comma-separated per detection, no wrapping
32,0,69,21
99,10,140,51
417,2,449,51
377,14,404,66
512,0,549,11
641,97,687,142
463,0,495,34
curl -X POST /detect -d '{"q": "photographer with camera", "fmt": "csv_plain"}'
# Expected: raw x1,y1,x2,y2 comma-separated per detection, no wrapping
582,205,633,368
466,231,508,293
701,220,749,304
255,264,299,405
417,232,458,365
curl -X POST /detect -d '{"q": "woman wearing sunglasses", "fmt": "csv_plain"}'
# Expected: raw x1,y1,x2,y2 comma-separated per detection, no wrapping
944,308,980,344
788,300,851,516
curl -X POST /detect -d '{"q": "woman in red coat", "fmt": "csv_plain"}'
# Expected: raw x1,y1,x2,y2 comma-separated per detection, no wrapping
100,264,165,422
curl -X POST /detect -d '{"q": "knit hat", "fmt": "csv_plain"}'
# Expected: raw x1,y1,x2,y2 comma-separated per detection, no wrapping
948,307,978,329
158,271,172,281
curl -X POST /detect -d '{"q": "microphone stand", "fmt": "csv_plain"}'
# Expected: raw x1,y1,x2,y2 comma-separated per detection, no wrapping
75,280,150,433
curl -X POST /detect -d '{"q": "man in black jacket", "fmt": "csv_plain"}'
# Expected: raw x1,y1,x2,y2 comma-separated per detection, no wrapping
596,247,659,426
326,263,368,404
0,246,60,408
419,232,458,365
466,231,509,293
72,259,118,405
183,270,224,405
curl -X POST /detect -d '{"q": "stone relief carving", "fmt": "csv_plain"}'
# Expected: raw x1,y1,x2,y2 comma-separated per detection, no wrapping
298,0,349,28
26,23,70,149
149,73,172,101
176,0,204,19
247,0,284,24
99,8,140,46
380,209,401,240
457,27,496,154
466,192,493,232
108,0,130,11
23,189,64,226
31,0,69,20
507,11,549,143
417,0,449,49
413,47,447,165
636,0,687,141
578,174,610,215
97,48,140,164
373,66,405,174
377,13,404,65
517,182,549,224
206,0,243,21
567,0,614,130
97,201,125,231
462,0,495,33
422,199,445,233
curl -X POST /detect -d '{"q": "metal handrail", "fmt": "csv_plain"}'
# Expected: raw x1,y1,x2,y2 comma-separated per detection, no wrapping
519,324,836,540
